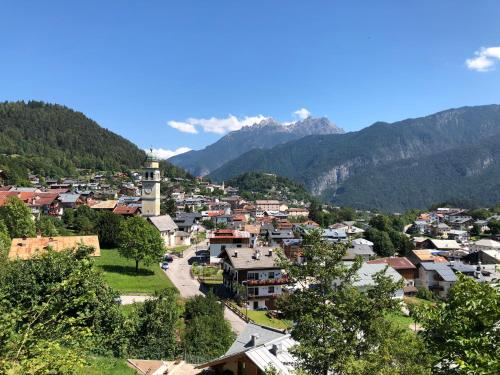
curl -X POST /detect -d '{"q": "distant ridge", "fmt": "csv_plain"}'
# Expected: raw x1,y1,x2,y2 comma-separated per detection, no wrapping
208,105,500,211
168,117,344,176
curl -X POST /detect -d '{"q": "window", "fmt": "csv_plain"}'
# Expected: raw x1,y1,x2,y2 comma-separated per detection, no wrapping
268,286,275,294
248,287,259,296
248,272,258,280
268,271,275,279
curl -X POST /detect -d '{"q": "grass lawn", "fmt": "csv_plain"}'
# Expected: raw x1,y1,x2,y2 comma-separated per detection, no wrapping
76,356,136,375
170,245,189,256
94,248,176,294
235,306,291,330
386,312,416,331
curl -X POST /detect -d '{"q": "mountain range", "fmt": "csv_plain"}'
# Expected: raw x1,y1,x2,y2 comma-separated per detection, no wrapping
168,117,344,176
205,105,500,211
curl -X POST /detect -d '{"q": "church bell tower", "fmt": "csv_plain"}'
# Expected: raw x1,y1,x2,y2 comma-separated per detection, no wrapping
142,150,161,217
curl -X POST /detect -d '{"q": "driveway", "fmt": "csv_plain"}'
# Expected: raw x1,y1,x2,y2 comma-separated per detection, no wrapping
165,240,247,334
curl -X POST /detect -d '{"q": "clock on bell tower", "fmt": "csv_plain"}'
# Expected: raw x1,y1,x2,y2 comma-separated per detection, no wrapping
141,150,161,217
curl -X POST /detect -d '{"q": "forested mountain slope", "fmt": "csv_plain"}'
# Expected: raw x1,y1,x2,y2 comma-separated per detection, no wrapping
0,101,189,183
209,105,500,211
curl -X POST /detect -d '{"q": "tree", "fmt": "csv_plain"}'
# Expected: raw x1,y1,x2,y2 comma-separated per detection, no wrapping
365,228,396,257
183,293,234,358
97,211,124,248
469,224,481,237
0,220,11,261
127,289,180,359
369,214,392,232
389,230,414,257
161,198,176,216
36,215,59,237
0,196,36,238
0,246,126,373
414,275,500,374
118,216,164,273
488,220,500,236
277,231,424,374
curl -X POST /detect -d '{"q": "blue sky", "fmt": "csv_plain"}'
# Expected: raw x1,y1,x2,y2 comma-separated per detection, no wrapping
1,1,499,158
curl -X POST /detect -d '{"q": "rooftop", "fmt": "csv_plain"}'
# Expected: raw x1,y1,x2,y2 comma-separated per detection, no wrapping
368,256,416,270
223,247,280,270
9,235,100,260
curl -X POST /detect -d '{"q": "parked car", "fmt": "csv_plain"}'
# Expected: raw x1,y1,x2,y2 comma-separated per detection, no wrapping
163,254,174,262
161,261,169,270
188,255,209,265
255,306,268,311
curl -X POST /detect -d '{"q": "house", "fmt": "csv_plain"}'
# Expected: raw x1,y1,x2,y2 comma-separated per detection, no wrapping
470,238,500,253
417,262,457,298
322,228,348,243
90,199,118,211
368,257,418,295
174,212,202,234
58,193,83,209
343,238,375,261
416,239,461,251
282,238,304,264
344,262,404,299
148,215,178,247
197,323,297,375
209,229,251,258
113,205,141,217
174,231,191,246
255,200,280,212
244,224,261,248
8,235,100,260
447,216,473,230
408,249,448,266
447,230,469,243
267,229,295,247
220,247,286,310
287,207,309,218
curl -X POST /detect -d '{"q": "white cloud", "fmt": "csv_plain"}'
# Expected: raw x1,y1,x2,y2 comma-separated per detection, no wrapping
148,147,192,159
167,114,268,134
466,46,500,72
168,120,198,134
293,107,311,120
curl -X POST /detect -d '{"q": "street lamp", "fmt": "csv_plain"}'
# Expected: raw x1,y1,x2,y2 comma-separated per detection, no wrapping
242,280,248,320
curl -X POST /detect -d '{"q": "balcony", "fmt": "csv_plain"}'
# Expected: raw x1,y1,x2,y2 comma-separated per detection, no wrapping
246,276,289,287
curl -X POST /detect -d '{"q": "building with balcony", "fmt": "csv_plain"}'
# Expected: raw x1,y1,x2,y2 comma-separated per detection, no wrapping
209,229,251,257
220,247,287,310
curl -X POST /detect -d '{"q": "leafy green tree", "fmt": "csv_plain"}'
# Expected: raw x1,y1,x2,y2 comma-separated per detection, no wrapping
488,220,500,236
97,211,124,248
414,275,500,374
118,216,164,272
365,228,396,257
369,214,392,232
389,230,414,256
469,224,481,237
201,219,215,230
127,289,180,359
72,205,98,234
183,293,234,358
277,231,422,375
160,198,176,216
0,196,36,238
0,246,126,374
36,215,59,236
0,220,11,261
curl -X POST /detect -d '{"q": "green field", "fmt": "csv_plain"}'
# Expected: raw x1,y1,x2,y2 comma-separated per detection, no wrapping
76,357,136,375
233,305,291,330
387,312,416,331
94,248,176,294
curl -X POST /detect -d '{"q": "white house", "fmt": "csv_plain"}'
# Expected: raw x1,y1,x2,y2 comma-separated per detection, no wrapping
148,215,178,248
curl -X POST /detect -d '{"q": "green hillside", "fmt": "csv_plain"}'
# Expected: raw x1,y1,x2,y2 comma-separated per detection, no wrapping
227,171,312,202
0,101,189,184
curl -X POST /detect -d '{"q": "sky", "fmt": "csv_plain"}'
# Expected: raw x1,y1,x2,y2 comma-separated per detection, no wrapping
1,1,500,159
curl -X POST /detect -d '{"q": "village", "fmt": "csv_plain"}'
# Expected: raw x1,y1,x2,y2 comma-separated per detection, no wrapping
1,152,499,374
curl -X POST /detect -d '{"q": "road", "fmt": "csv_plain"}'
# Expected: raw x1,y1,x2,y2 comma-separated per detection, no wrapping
165,240,247,334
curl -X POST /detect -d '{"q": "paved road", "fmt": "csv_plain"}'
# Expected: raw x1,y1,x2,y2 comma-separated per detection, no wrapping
165,240,247,334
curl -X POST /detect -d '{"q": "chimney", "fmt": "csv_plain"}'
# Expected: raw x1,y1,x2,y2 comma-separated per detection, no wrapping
250,333,260,347
234,250,238,258
268,249,273,257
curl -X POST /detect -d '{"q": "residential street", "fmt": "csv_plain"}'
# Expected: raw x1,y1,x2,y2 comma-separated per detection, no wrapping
165,240,247,334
